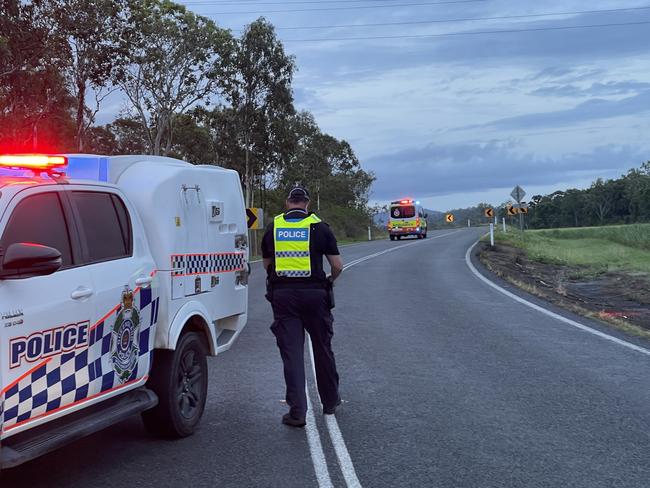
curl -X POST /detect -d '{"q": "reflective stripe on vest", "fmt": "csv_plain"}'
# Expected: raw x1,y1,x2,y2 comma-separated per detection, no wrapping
273,213,321,277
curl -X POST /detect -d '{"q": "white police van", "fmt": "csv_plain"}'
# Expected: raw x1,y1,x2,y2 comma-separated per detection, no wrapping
0,154,249,468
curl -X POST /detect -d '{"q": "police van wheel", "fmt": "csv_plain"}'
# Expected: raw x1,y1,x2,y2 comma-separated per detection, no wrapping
142,332,208,438
389,235,395,241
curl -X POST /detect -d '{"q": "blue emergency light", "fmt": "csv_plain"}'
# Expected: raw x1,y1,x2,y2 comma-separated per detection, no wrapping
65,155,110,182
0,154,110,182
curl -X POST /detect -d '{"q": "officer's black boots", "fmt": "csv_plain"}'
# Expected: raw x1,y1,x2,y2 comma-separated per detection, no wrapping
323,398,342,415
282,413,306,428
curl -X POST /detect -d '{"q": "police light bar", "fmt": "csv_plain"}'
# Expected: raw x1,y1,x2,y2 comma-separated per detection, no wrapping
0,154,67,170
399,199,414,204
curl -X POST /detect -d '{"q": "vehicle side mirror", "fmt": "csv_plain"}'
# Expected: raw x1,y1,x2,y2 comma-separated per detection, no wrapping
0,243,62,279
424,213,428,218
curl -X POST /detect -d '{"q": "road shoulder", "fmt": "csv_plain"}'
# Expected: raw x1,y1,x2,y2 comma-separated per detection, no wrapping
468,240,650,351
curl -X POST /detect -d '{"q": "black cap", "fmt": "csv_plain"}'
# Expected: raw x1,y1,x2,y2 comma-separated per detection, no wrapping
287,186,310,201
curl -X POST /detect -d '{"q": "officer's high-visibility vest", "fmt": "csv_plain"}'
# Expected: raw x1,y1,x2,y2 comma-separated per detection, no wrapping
273,213,321,277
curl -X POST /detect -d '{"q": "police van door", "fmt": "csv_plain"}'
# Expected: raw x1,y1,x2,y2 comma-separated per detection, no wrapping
67,188,157,392
180,184,208,297
0,188,94,436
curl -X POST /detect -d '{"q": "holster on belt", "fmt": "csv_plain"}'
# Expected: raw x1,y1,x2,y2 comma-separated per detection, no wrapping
326,279,335,310
265,277,274,303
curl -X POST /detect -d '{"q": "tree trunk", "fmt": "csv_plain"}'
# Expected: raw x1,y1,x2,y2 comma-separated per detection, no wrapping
244,130,251,207
76,79,85,152
153,114,165,156
164,116,173,155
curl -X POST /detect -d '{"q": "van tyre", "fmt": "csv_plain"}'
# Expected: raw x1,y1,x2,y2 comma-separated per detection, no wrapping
390,235,395,241
142,332,208,438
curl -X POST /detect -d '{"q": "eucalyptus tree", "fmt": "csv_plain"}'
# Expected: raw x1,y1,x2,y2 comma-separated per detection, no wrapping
223,17,296,207
52,0,128,151
119,0,234,156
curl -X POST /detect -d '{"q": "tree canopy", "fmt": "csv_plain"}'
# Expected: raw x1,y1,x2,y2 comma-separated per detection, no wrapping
0,0,376,239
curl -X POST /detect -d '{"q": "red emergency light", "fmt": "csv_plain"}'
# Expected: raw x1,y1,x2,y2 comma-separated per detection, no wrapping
399,199,413,204
0,154,68,171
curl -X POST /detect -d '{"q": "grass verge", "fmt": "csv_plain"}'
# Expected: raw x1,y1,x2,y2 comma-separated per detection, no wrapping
492,224,650,274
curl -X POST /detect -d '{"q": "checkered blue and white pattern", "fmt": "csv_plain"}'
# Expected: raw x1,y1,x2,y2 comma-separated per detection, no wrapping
277,270,311,277
276,250,309,258
171,252,245,276
1,288,160,431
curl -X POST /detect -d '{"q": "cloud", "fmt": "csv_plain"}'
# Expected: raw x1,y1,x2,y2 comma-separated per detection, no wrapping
530,81,650,98
465,90,650,131
366,141,648,200
287,9,649,82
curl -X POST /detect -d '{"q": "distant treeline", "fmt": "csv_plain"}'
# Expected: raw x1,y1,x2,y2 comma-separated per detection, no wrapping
1,0,375,239
527,162,650,229
421,161,650,230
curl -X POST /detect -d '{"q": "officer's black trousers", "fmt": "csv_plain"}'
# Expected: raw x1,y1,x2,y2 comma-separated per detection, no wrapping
271,287,340,419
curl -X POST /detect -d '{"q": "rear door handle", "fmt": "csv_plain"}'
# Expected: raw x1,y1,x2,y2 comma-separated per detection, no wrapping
71,287,94,300
135,276,153,287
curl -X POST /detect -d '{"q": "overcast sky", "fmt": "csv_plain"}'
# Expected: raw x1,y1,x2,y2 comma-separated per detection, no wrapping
106,0,650,211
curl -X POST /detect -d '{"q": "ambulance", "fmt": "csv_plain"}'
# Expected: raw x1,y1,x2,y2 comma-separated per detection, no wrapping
388,199,428,240
0,154,249,468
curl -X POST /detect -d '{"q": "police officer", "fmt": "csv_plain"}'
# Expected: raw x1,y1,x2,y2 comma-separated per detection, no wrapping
262,186,344,427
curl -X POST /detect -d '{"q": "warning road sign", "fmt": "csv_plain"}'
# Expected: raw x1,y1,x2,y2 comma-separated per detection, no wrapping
511,185,526,203
519,206,529,214
246,208,264,229
445,214,454,223
484,208,494,218
507,206,518,216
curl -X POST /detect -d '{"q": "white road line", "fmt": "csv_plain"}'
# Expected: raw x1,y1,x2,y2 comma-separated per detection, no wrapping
465,240,650,357
308,336,362,488
304,383,335,488
303,229,462,487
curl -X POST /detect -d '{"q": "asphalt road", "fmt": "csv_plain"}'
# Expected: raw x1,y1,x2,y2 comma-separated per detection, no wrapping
3,228,650,487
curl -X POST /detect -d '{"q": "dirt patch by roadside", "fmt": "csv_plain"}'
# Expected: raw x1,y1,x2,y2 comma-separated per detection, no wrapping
478,241,650,334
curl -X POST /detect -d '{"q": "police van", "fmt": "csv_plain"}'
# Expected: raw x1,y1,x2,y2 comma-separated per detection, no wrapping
0,154,249,468
387,199,428,240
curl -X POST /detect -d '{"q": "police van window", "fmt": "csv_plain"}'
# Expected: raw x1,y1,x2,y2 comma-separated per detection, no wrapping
0,192,73,267
71,191,132,263
110,194,132,252
391,205,416,219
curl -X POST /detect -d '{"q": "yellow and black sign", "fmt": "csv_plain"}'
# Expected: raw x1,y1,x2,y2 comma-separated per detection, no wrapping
445,214,454,223
485,208,494,218
246,208,264,229
506,206,518,216
519,206,529,214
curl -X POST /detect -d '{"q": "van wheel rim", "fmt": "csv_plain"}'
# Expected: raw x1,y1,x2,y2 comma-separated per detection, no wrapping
177,349,202,420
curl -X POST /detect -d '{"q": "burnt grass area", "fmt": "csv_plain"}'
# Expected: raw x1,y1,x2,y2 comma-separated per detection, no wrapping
478,241,650,334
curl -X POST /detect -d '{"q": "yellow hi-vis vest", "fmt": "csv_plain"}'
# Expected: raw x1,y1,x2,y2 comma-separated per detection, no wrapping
273,213,321,277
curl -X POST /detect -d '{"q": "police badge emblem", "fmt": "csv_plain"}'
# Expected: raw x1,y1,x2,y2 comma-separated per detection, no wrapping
111,286,141,383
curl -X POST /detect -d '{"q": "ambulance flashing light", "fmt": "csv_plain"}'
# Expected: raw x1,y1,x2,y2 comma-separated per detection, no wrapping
0,154,67,171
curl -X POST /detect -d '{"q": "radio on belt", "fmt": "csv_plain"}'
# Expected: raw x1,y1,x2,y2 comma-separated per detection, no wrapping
0,153,249,469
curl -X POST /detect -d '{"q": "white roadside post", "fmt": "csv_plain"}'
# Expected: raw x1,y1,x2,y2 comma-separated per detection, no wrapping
468,219,471,228
502,217,506,232
490,223,495,247
368,226,371,241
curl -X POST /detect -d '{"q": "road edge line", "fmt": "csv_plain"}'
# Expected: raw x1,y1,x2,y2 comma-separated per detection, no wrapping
307,336,362,488
305,382,335,488
465,240,650,357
